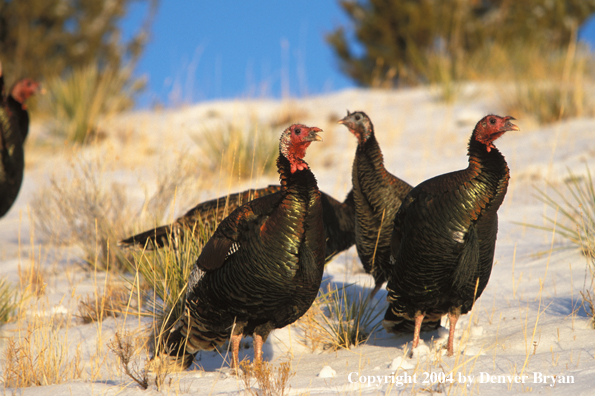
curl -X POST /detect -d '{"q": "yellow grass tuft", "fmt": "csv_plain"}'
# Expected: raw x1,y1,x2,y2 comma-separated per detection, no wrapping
240,359,295,396
297,283,383,351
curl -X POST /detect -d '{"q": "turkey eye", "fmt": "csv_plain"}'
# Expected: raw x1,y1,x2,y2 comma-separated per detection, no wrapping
490,118,496,124
294,128,301,135
354,115,361,121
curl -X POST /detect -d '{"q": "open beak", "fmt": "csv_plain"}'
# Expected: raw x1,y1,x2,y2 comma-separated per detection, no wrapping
306,127,323,142
504,116,520,132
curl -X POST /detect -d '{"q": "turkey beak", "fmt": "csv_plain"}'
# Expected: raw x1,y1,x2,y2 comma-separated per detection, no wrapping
503,117,520,132
337,110,351,125
306,127,323,142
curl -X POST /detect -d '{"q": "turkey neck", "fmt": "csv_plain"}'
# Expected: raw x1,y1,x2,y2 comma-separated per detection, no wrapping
355,133,390,185
7,95,29,142
277,154,318,197
466,135,510,213
276,151,324,282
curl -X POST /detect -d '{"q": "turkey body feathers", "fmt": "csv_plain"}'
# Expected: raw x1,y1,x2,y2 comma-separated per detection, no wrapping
0,78,26,218
120,185,354,263
119,185,282,248
387,142,509,319
187,160,324,335
339,111,412,296
384,114,517,355
157,125,325,370
352,134,412,289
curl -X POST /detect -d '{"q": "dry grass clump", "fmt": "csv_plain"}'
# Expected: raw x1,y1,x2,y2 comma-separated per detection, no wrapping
268,103,310,129
31,158,133,271
297,283,383,351
108,330,150,389
133,227,211,352
240,360,295,396
501,43,594,124
529,166,595,327
78,283,134,324
194,119,279,180
532,167,595,255
38,63,141,144
2,311,83,387
31,153,199,273
423,36,595,124
582,289,595,329
0,279,18,326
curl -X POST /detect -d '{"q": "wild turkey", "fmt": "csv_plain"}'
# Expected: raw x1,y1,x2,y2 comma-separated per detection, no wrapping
152,124,325,370
384,115,519,356
119,186,354,263
0,61,41,218
338,110,412,297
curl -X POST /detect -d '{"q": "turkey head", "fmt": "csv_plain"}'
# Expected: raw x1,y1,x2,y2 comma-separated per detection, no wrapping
338,110,373,145
473,115,519,153
10,78,42,110
280,124,323,173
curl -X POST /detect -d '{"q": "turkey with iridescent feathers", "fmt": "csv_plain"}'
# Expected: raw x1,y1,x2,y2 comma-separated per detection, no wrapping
119,184,355,263
152,124,325,370
338,110,412,298
0,61,41,218
384,115,519,356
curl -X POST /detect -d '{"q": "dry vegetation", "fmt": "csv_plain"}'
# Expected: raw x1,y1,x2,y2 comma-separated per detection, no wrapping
240,360,295,396
133,234,205,347
193,118,279,181
0,279,18,326
529,166,595,327
297,283,383,351
2,305,84,387
30,157,133,271
37,64,141,144
108,331,150,389
78,282,135,324
29,150,205,272
426,41,595,123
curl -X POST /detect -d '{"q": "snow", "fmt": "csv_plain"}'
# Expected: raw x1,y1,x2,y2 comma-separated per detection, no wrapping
1,86,594,395
318,366,337,378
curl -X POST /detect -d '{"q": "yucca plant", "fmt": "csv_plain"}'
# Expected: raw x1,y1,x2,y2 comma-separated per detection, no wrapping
195,120,279,180
39,63,141,144
299,283,383,351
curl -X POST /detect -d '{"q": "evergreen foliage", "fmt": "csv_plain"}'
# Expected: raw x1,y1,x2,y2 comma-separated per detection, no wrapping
0,0,158,88
327,0,595,86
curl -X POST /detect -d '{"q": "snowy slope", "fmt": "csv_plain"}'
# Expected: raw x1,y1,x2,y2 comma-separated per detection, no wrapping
1,86,594,395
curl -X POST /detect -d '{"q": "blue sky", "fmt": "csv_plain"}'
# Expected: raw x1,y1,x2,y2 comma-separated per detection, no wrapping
124,2,595,108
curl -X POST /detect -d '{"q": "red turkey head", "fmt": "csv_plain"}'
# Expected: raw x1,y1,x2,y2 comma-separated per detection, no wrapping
338,110,373,145
279,124,323,173
473,115,520,152
11,78,42,109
